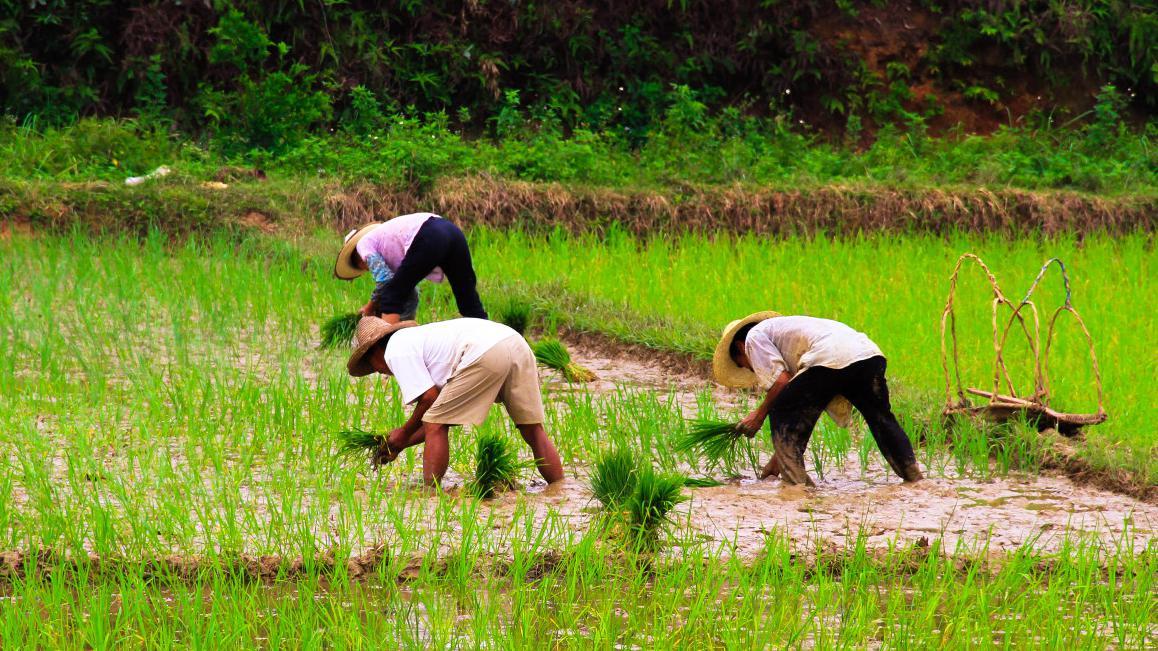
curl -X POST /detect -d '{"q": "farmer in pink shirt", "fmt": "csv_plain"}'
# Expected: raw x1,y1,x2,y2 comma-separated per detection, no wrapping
334,213,487,323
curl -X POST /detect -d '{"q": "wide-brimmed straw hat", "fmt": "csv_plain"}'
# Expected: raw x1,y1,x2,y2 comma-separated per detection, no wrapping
334,222,383,280
712,311,781,388
347,316,418,377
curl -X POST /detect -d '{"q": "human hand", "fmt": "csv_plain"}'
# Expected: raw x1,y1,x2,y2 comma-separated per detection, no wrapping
737,411,765,438
360,301,376,317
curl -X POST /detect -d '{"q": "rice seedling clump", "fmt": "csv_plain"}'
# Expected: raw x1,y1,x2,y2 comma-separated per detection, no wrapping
627,467,688,546
334,428,382,459
320,312,360,349
470,431,535,498
531,338,597,383
674,418,751,470
590,447,638,509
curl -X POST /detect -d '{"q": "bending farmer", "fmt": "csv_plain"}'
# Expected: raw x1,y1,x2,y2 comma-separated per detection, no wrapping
335,213,487,323
713,312,924,487
346,316,564,487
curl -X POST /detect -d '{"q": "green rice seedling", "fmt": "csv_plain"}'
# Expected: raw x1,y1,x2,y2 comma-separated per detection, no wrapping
674,418,751,471
681,476,724,488
334,428,381,459
496,299,533,334
531,337,597,383
470,431,534,499
320,312,360,349
627,467,688,546
590,447,638,509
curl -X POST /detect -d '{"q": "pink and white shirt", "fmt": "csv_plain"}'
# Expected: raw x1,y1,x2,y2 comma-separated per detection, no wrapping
355,213,445,283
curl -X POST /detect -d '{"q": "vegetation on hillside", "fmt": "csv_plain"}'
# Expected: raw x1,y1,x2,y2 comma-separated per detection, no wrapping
3,1,1154,147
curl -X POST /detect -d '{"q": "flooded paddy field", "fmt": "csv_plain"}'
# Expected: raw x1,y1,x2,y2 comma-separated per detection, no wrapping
0,232,1153,647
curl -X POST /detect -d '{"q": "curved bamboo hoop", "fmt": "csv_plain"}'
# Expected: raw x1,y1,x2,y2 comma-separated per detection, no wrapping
940,254,1106,426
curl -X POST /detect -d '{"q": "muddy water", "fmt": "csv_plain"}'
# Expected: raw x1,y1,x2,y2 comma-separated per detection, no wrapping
4,339,1153,562
501,341,1157,557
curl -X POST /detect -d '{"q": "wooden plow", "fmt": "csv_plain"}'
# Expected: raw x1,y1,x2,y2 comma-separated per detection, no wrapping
940,254,1107,436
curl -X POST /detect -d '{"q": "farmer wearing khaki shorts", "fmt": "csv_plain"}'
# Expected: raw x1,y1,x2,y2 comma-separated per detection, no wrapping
714,311,924,487
347,316,564,486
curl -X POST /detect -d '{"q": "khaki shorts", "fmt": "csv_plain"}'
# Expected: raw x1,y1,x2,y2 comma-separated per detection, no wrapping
423,336,546,426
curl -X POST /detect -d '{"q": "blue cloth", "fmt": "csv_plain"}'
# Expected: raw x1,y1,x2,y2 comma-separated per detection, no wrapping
364,253,420,319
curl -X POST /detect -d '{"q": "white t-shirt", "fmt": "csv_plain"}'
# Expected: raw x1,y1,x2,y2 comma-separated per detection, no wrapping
745,316,883,389
384,318,519,403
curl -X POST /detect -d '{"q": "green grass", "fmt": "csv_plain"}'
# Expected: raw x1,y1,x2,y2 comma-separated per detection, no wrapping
3,116,1156,195
0,230,1152,647
473,228,1156,484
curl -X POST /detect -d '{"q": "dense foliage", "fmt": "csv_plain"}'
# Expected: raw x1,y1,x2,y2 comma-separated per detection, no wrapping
2,0,1154,148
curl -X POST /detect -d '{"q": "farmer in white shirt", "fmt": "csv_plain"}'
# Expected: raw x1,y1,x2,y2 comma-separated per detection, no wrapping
713,312,924,487
347,316,563,487
334,213,487,323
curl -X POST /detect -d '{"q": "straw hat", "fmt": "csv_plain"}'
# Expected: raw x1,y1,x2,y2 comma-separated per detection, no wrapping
712,311,856,428
347,316,418,377
712,311,781,388
334,222,383,280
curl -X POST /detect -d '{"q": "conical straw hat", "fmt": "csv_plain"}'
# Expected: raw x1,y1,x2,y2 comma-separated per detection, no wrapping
334,222,383,280
711,311,780,388
347,316,418,377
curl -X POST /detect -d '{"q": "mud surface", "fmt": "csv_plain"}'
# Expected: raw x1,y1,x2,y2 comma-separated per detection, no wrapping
3,335,1152,569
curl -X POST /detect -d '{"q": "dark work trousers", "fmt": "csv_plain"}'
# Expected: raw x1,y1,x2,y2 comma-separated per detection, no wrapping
371,218,488,319
768,356,922,486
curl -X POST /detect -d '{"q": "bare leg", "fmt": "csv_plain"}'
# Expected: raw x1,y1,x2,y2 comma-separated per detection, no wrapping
516,423,564,483
421,422,451,485
758,454,782,480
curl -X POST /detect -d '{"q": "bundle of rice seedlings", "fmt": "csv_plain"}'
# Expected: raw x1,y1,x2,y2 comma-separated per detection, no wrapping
321,312,360,349
531,338,597,383
673,418,749,469
590,448,638,509
627,467,688,545
497,299,533,335
470,431,535,499
334,427,382,459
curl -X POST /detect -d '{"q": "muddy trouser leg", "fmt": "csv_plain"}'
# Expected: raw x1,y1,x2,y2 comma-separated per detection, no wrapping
839,357,923,482
768,368,837,487
371,219,447,316
435,221,487,320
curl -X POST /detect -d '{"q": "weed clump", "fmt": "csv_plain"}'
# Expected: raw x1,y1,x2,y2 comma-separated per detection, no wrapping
532,338,597,383
471,432,534,499
321,312,360,349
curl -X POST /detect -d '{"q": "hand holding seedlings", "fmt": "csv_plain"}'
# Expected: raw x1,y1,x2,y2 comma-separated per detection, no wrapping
714,312,925,486
347,316,564,487
736,411,765,437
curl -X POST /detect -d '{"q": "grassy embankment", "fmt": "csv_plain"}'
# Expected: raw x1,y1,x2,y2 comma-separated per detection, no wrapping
0,234,1153,647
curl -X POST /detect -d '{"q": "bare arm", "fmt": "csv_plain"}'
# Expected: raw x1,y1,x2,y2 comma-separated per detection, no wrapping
738,371,793,436
399,386,440,437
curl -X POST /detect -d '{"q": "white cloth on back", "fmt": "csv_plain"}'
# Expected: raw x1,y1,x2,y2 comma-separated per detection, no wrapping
384,318,519,404
745,316,884,428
